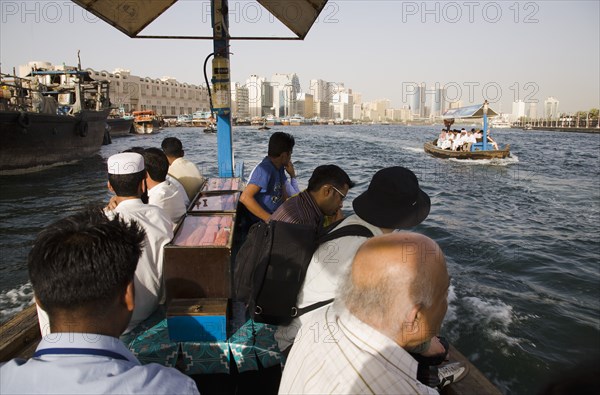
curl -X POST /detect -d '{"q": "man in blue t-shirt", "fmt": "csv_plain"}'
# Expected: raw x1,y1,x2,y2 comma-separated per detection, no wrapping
240,132,295,223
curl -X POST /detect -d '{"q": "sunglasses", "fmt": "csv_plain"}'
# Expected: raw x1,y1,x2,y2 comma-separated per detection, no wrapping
329,185,346,200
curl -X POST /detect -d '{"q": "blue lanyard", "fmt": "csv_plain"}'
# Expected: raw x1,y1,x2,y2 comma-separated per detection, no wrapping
34,348,129,361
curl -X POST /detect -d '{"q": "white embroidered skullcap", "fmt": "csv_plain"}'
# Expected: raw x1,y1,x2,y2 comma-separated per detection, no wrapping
107,152,145,175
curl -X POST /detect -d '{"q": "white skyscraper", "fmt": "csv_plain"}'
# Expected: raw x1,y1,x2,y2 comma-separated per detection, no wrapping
246,75,266,118
332,92,353,120
431,87,446,117
544,97,559,119
512,100,526,121
309,79,329,102
528,102,538,119
411,83,426,118
231,82,249,118
271,73,301,118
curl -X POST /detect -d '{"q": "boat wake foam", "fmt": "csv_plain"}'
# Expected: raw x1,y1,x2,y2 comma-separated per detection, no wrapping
0,282,34,323
444,292,527,354
402,146,424,154
448,154,519,166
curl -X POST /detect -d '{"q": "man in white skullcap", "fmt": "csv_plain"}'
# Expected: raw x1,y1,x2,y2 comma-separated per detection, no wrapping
34,153,174,336
105,152,174,333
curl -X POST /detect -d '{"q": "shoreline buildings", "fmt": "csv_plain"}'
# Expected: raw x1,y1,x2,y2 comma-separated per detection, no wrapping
22,61,576,124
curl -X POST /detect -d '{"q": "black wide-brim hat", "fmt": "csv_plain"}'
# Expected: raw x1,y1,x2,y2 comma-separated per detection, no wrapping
353,166,431,229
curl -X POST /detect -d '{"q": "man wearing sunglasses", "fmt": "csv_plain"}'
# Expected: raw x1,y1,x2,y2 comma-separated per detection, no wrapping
269,164,354,228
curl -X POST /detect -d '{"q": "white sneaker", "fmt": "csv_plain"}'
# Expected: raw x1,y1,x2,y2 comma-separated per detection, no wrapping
437,362,468,389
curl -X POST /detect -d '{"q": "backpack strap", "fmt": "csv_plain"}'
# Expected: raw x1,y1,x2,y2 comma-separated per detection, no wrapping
294,224,374,318
317,224,374,244
295,298,334,317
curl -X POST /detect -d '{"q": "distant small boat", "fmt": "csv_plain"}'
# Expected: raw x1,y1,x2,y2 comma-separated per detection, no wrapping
203,123,216,133
251,116,266,126
176,114,193,127
258,125,270,130
490,119,512,128
192,110,214,128
290,114,305,126
524,124,533,130
132,110,160,134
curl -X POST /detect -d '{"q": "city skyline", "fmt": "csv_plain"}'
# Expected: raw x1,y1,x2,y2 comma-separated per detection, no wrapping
1,1,599,113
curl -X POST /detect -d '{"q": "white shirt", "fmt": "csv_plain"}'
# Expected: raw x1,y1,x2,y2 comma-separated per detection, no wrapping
108,199,174,333
168,157,205,201
148,179,187,227
278,304,438,395
167,174,190,206
0,333,199,394
453,134,465,150
275,215,381,350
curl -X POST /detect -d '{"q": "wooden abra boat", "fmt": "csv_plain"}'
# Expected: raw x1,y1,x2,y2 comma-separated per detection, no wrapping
424,140,511,160
425,102,511,160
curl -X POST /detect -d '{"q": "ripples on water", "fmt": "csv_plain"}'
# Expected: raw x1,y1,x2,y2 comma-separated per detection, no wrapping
0,125,598,394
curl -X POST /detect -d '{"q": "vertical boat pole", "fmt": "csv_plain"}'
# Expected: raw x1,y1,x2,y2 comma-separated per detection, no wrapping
482,100,489,151
211,0,234,177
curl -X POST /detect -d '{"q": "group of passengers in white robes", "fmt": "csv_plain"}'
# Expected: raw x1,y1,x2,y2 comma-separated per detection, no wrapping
436,128,498,151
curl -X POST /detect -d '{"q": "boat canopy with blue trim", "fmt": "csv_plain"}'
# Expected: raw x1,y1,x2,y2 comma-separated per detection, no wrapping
442,103,499,119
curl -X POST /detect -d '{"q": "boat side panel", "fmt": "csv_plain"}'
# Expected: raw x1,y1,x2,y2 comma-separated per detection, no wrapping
0,110,109,171
424,142,510,159
0,304,40,362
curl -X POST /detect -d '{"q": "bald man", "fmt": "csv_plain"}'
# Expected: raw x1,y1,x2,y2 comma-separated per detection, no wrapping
278,233,467,394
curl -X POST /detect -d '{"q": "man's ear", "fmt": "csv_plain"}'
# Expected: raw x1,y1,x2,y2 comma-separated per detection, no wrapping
34,293,45,311
123,281,135,313
107,181,115,193
404,304,421,334
318,185,331,198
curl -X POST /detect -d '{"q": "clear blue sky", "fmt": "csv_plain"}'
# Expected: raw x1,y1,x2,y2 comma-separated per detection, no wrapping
1,0,598,113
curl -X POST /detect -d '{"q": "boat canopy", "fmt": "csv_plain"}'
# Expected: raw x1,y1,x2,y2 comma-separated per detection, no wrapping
442,103,499,119
71,0,329,39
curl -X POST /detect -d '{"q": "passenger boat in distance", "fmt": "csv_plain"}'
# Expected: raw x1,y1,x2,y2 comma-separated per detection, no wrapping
192,110,215,128
0,61,110,174
489,116,512,129
176,114,193,127
132,110,160,134
424,102,511,160
203,123,217,133
424,140,511,160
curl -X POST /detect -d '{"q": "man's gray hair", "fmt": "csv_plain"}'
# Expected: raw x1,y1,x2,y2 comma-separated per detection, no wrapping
338,257,435,337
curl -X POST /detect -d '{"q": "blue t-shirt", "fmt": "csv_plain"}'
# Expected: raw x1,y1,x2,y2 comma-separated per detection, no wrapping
248,156,287,216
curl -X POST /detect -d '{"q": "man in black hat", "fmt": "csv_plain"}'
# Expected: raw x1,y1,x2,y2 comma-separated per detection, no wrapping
275,166,454,387
276,166,430,345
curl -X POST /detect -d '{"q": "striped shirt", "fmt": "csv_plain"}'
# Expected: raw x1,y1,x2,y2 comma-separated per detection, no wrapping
269,190,323,228
278,304,438,395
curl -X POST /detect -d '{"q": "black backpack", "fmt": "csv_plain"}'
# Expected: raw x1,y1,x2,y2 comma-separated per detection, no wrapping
233,220,373,325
